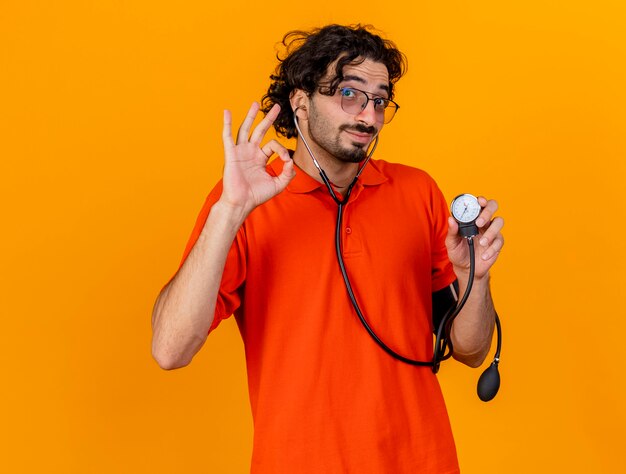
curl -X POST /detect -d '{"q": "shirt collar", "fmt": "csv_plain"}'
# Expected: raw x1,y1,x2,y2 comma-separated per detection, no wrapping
270,155,388,194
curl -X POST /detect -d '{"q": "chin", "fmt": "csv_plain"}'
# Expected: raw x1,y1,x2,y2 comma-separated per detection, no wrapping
332,142,367,163
336,152,366,163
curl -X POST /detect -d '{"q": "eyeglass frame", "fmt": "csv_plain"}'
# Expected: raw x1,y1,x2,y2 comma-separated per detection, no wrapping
323,86,401,124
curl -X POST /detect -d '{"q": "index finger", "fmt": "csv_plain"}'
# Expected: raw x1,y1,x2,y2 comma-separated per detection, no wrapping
249,103,281,145
476,197,498,227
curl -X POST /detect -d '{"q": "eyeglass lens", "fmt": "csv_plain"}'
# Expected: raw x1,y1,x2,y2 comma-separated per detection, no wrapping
339,88,397,123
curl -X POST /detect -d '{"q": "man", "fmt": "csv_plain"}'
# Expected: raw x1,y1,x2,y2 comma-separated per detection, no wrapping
152,24,504,473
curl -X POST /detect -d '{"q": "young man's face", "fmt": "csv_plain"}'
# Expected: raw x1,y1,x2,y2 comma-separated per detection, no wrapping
306,58,391,163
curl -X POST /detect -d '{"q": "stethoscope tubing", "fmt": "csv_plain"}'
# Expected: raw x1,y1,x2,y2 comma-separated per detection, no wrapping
292,110,501,380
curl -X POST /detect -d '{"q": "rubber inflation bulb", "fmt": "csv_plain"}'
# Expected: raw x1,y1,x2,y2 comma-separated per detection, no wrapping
477,361,500,402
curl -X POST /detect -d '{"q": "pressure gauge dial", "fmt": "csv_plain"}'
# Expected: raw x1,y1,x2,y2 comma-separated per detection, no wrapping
451,194,481,238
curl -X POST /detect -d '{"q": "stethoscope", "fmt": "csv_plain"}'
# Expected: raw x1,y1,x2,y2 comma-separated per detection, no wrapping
293,109,502,401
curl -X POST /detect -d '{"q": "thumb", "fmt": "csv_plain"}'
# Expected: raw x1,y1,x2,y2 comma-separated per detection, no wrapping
445,216,462,250
274,157,296,190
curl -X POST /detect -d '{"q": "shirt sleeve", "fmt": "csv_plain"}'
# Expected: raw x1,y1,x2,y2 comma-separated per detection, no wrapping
178,180,247,333
429,180,456,292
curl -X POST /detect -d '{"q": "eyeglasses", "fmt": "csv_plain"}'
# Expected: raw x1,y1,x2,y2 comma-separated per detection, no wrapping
337,87,400,124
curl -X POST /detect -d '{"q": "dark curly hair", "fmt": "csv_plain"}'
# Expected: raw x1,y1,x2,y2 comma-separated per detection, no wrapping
261,24,407,138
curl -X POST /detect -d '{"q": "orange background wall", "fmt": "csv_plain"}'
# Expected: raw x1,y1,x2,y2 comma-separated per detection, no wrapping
2,1,625,472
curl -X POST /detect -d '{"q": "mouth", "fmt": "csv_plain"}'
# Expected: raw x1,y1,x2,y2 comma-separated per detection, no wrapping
344,129,374,144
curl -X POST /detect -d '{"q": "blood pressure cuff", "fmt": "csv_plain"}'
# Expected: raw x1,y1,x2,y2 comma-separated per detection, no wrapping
432,279,460,335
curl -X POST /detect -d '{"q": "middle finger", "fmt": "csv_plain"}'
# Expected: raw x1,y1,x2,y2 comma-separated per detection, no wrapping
249,103,281,145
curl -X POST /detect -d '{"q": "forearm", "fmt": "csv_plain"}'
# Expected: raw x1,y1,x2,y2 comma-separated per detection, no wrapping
151,200,247,369
449,271,496,368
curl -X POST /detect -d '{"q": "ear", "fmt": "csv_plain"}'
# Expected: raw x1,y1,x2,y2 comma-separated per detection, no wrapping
289,89,309,118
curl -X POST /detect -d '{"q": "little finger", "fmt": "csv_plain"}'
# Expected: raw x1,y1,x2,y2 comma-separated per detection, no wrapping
222,109,235,148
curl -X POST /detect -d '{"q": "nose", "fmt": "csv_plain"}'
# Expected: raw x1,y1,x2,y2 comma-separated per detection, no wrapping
355,98,380,126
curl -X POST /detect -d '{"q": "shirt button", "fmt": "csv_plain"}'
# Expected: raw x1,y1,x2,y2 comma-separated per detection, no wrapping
345,227,352,234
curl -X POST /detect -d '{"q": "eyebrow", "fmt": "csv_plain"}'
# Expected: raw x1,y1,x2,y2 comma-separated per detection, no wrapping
342,74,390,94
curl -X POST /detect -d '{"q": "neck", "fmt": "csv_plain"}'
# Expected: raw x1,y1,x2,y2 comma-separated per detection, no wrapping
292,138,361,195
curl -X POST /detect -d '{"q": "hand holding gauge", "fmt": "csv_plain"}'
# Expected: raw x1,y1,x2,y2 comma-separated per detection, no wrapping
446,194,504,280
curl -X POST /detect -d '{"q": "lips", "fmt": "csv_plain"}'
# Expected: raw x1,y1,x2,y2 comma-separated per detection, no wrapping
344,130,374,143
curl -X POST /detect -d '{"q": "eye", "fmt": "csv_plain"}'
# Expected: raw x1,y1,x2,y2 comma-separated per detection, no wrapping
340,88,357,99
373,97,388,110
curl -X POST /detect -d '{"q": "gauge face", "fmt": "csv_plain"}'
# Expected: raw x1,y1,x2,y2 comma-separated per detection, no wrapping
451,194,481,223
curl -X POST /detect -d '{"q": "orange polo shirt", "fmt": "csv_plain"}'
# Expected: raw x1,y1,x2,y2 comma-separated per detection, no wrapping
181,158,459,473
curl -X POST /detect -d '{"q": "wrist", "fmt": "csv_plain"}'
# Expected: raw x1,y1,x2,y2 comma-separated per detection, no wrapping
210,199,250,230
453,265,490,285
